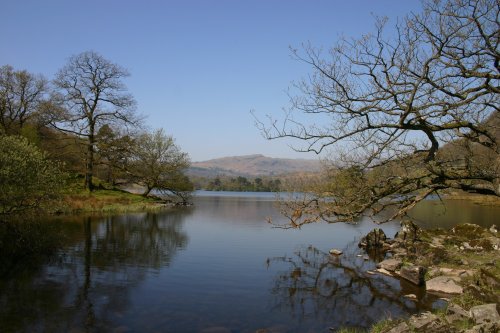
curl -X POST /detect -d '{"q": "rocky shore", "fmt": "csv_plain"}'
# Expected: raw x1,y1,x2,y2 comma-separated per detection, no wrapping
355,221,500,333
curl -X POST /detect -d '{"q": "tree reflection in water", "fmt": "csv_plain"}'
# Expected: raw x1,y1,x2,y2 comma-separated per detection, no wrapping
0,208,190,333
268,242,443,331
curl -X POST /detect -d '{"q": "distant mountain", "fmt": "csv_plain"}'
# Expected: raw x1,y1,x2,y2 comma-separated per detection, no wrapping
188,154,321,178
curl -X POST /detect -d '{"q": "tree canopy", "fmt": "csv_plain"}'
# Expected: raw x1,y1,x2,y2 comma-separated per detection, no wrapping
128,129,192,202
259,0,499,227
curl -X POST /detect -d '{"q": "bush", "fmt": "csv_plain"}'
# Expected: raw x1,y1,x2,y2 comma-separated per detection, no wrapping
0,135,63,214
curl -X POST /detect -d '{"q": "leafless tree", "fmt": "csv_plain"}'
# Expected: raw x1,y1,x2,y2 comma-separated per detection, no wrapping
0,65,50,134
53,51,138,191
259,0,499,226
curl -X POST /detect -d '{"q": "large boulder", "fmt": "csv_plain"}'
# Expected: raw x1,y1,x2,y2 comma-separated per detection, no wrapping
399,265,426,286
469,304,500,325
426,276,463,295
377,258,403,272
358,228,387,249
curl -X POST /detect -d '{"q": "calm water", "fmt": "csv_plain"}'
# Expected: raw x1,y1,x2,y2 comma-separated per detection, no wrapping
0,192,497,333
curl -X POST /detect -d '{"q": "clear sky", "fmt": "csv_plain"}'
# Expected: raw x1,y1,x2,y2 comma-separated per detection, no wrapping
1,0,422,161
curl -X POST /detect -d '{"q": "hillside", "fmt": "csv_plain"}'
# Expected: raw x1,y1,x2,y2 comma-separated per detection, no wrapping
188,154,321,178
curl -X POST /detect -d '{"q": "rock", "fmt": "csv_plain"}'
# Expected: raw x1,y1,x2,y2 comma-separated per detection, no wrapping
399,265,426,286
377,258,403,272
490,224,498,234
452,223,484,240
403,294,417,301
469,238,494,251
386,321,410,333
467,321,500,333
438,267,475,278
469,304,500,325
329,249,343,255
426,276,463,295
408,311,438,330
462,242,474,250
376,268,394,276
359,228,387,249
394,220,422,243
446,303,470,324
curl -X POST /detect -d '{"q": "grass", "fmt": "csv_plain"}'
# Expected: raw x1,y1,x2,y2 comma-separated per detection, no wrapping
370,319,397,333
53,175,169,214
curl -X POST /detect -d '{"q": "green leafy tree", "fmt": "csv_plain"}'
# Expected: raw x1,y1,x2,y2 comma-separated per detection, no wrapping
128,129,192,201
96,124,134,185
0,135,63,214
259,0,500,226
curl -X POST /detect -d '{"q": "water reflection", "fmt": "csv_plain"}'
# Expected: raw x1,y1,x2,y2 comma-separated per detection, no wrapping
0,209,190,333
409,199,500,229
268,242,442,331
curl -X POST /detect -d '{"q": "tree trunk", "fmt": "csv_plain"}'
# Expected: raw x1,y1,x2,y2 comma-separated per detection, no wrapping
85,124,95,191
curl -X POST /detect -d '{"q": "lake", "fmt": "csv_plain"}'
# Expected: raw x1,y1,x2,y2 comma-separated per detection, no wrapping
0,191,498,332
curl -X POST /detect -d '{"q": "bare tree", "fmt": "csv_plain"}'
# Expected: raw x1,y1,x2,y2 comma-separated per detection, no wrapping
0,65,50,134
259,0,499,226
53,51,138,191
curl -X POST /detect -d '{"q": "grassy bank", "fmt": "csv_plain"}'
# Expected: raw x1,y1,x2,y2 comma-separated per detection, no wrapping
49,176,171,214
56,188,168,214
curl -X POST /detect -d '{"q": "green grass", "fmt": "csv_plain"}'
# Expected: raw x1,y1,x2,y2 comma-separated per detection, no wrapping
54,175,168,214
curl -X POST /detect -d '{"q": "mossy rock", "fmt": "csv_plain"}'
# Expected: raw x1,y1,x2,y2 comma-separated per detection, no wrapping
451,224,486,240
469,238,494,251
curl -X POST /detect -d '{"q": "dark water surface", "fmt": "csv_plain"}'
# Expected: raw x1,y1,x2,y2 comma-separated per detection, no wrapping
0,192,496,332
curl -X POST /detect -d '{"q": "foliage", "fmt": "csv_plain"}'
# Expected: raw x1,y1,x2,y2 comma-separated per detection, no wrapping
0,135,63,214
128,129,193,202
96,124,134,185
258,0,500,226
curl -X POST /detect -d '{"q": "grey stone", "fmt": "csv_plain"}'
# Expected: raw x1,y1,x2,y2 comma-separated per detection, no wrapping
377,258,403,272
386,321,410,333
399,265,426,286
408,312,438,329
465,321,500,333
470,304,500,325
376,268,394,276
329,249,343,255
403,294,417,301
426,276,463,295
446,303,470,324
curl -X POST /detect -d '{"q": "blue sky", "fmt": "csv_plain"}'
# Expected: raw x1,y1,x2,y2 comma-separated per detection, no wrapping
1,0,421,161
